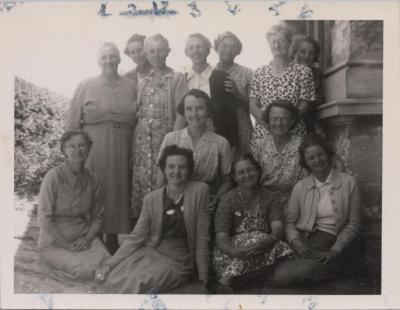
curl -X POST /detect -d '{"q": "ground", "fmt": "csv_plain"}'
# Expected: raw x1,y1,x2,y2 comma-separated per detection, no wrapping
13,196,378,296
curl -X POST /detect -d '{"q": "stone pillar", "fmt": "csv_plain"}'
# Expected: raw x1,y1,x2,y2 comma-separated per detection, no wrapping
317,21,382,290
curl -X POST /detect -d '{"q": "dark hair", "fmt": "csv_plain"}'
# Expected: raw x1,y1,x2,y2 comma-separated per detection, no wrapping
289,34,321,63
231,152,262,184
158,144,195,176
214,31,242,55
262,100,299,129
176,88,216,117
60,130,93,156
124,34,146,56
298,134,335,171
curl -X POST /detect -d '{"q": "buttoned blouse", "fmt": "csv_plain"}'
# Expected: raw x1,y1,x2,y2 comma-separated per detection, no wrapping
158,127,232,182
285,169,362,253
37,163,103,249
186,64,214,95
314,172,336,235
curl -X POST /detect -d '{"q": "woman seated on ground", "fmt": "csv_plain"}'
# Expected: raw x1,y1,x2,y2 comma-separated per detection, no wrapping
37,130,110,280
251,100,303,208
156,89,233,214
95,145,210,294
290,35,324,134
213,153,293,291
271,134,362,286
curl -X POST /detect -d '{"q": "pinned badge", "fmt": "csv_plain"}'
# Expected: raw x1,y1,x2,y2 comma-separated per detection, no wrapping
166,209,175,215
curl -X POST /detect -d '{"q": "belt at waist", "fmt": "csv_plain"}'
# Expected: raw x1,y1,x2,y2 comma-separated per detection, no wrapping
82,119,134,129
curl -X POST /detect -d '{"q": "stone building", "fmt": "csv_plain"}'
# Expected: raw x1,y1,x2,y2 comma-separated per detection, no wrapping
287,20,383,292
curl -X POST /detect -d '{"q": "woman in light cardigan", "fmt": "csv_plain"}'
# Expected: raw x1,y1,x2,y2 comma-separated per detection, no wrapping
271,134,362,286
96,145,210,294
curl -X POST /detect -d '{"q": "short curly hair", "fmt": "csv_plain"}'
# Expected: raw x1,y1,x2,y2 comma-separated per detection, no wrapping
289,34,321,63
231,152,261,184
266,24,293,45
214,31,242,55
124,34,146,56
144,34,170,51
298,134,335,172
176,88,215,117
158,144,195,177
60,130,93,156
186,33,212,55
262,99,299,130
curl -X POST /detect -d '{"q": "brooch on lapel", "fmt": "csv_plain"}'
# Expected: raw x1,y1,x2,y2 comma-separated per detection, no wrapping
166,209,175,215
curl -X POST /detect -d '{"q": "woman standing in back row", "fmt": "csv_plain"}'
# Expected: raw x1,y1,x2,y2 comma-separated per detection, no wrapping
131,34,188,220
67,43,137,254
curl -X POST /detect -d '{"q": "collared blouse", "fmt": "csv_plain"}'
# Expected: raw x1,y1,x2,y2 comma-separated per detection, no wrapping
285,169,362,253
158,127,232,182
37,163,103,249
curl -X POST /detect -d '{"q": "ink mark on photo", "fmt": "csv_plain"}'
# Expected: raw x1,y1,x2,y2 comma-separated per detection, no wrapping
139,288,168,310
268,0,286,16
119,0,177,17
258,287,268,304
98,0,112,17
298,3,313,19
188,1,201,18
39,294,54,310
302,296,318,310
0,1,16,12
224,298,233,310
224,1,240,16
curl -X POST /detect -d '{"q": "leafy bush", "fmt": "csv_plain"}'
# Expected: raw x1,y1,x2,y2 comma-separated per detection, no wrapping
14,77,68,198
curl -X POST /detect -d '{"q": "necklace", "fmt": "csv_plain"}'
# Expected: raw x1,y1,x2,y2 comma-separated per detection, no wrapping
166,186,185,204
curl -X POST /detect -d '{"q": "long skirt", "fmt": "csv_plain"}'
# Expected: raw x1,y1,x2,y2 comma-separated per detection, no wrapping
213,231,293,280
39,238,110,281
98,238,193,294
84,122,133,234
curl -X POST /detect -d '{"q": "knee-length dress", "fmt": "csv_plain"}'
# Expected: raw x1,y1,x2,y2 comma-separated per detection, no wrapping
251,134,304,207
131,68,188,218
67,75,137,234
213,187,293,280
98,181,210,294
217,63,254,154
249,62,316,156
37,163,110,280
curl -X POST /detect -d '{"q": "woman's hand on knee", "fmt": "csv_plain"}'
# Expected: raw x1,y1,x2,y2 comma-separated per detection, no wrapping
71,237,92,252
313,250,339,264
291,239,313,258
94,264,111,283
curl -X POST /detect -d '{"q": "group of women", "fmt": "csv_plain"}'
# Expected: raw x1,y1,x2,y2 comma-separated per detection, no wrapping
37,23,362,294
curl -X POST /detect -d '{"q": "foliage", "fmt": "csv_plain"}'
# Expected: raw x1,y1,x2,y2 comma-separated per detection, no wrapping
14,77,68,198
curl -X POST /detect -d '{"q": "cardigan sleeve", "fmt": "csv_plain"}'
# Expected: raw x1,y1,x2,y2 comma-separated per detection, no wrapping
174,73,188,110
195,185,211,283
106,196,152,269
331,178,362,253
285,181,303,244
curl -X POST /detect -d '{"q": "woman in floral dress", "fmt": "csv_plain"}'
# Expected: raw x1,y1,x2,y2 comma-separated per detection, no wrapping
249,24,316,157
131,34,188,219
213,153,293,291
214,31,254,154
251,100,304,207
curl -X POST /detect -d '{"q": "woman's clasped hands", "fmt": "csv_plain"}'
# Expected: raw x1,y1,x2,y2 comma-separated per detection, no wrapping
291,238,338,264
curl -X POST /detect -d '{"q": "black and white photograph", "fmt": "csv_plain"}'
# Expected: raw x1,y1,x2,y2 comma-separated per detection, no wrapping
1,0,399,309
